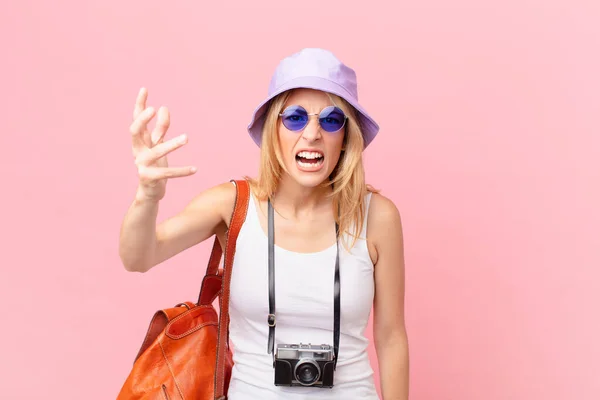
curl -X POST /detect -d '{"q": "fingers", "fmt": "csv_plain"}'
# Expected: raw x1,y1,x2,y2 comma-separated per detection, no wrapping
130,89,189,178
135,133,189,166
130,106,156,150
151,106,170,145
133,87,148,120
138,165,197,183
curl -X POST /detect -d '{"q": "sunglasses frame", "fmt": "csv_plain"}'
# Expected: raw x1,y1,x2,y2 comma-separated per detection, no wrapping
278,105,348,133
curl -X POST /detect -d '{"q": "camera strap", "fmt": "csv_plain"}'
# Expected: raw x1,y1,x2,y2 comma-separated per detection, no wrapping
266,198,341,370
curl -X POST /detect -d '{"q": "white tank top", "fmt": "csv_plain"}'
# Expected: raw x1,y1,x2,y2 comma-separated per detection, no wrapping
227,189,379,399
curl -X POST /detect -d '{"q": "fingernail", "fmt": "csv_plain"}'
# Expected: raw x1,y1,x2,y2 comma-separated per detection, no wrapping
190,167,197,173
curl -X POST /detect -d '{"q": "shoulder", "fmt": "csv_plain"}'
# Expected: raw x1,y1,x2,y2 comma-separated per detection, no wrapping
189,180,237,206
185,180,239,227
366,192,403,264
367,192,402,229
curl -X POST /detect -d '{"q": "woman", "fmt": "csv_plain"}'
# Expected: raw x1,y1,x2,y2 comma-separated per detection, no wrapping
120,48,409,399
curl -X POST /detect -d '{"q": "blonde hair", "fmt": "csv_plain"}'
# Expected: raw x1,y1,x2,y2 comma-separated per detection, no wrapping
245,89,378,251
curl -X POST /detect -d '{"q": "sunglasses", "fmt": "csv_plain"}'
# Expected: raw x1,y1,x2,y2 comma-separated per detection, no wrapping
279,105,348,133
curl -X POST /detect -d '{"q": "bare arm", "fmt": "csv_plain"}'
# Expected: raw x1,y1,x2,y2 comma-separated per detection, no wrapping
119,182,236,273
369,193,409,400
118,191,160,272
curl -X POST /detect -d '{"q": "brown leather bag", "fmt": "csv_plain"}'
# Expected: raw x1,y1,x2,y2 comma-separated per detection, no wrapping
117,179,250,400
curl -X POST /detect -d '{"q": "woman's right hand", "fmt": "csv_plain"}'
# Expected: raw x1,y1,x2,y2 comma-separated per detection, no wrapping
130,88,197,203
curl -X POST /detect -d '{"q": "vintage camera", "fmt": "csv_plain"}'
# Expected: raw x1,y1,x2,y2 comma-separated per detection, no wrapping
273,343,335,387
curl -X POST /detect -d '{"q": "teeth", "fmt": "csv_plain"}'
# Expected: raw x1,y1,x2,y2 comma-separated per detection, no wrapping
297,151,323,159
297,159,323,168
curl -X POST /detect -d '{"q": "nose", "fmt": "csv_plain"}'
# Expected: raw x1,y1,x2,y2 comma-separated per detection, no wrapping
301,117,322,142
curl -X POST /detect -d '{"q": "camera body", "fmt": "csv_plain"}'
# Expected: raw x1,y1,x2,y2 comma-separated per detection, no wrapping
273,343,335,387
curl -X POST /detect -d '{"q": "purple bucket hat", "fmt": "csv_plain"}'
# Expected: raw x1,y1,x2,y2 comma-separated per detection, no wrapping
247,48,380,148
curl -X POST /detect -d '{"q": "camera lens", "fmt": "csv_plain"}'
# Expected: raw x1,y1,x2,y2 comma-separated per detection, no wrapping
294,360,320,386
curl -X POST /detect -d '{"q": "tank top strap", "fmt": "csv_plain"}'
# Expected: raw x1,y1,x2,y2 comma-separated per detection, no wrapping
362,191,373,236
336,191,373,257
243,189,263,235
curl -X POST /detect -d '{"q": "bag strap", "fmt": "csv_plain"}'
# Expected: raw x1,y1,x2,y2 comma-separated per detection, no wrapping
195,179,250,400
197,179,250,305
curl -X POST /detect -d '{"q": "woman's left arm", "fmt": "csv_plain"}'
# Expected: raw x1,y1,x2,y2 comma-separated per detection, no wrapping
370,194,409,400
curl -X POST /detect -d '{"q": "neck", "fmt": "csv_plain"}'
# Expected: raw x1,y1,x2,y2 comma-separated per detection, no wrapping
272,175,333,220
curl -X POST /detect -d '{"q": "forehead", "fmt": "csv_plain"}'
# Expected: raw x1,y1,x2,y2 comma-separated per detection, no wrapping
283,88,334,111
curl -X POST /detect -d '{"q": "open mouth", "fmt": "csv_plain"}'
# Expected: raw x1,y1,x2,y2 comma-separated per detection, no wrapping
295,150,324,170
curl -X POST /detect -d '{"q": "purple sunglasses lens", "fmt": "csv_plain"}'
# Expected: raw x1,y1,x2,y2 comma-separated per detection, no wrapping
319,106,346,132
281,105,309,131
280,105,346,132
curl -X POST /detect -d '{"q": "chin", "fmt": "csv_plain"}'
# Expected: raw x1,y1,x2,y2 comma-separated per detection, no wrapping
290,173,327,188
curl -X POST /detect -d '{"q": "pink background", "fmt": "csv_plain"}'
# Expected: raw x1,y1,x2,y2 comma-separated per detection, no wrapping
1,0,599,399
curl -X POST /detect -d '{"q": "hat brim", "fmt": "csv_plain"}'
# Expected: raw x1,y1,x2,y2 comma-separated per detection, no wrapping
247,76,379,148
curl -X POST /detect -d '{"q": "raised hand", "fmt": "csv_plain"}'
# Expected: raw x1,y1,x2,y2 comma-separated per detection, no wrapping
130,88,197,202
